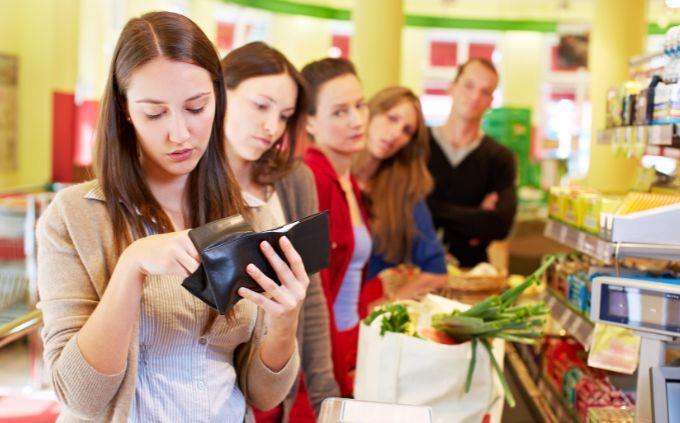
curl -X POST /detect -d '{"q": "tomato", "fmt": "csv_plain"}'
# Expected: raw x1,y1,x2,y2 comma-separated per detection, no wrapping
421,327,458,345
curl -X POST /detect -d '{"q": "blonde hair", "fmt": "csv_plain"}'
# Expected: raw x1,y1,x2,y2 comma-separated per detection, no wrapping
353,86,433,263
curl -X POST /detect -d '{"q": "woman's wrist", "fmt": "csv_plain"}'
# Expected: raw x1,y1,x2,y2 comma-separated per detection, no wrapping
115,241,145,289
260,329,297,372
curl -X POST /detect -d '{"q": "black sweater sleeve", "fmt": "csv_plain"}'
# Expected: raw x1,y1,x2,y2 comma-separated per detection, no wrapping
427,142,517,242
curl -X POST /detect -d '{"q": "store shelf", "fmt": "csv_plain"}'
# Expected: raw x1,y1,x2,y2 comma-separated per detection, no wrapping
545,219,680,263
514,343,540,382
544,220,614,264
597,124,680,148
540,287,594,349
538,376,579,423
505,343,558,423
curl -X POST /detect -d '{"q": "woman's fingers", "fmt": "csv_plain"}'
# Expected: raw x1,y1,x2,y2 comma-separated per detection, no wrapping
246,263,296,308
176,253,200,275
278,236,309,289
259,240,298,289
238,287,283,314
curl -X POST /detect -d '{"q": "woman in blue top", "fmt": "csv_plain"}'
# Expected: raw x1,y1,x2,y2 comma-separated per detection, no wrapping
353,86,447,308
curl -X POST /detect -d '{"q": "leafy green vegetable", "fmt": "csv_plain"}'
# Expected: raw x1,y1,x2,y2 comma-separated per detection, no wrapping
364,303,411,336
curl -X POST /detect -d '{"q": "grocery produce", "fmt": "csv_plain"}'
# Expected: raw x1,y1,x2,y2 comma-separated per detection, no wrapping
365,256,556,408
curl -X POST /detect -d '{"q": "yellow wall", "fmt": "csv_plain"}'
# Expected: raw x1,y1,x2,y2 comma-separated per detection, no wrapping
351,0,403,98
0,0,79,191
500,31,544,124
0,0,22,188
400,27,426,94
270,14,332,70
0,1,20,56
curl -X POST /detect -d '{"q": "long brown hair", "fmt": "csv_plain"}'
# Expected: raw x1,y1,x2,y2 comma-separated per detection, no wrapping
221,41,308,185
94,11,243,252
353,87,433,264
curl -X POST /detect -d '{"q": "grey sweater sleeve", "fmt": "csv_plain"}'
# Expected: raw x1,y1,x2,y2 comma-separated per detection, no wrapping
296,165,340,414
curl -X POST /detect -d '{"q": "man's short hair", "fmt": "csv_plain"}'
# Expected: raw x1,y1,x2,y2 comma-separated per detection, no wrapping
453,58,498,83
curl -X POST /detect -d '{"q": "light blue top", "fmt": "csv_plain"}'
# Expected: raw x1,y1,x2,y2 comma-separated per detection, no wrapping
128,276,258,422
333,225,372,331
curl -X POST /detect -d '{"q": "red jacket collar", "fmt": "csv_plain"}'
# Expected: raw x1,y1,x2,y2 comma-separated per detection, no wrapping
304,146,369,225
304,146,339,180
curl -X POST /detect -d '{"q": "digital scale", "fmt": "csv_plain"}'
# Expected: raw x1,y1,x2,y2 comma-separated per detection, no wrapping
591,276,680,423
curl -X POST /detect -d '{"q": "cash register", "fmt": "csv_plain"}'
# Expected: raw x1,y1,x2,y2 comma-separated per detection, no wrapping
591,276,680,423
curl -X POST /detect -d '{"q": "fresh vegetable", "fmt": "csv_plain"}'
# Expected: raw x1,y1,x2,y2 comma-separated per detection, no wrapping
431,255,556,407
365,303,412,336
420,327,458,345
363,256,557,408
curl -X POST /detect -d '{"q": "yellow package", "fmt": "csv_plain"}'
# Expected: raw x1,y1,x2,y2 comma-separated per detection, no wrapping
616,192,680,214
564,190,583,227
548,187,568,221
580,193,602,234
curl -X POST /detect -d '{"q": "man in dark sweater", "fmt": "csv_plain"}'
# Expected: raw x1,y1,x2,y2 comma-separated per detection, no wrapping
427,58,517,267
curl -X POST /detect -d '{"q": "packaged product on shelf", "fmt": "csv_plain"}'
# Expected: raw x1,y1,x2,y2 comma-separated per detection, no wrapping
548,186,569,221
653,82,672,124
567,270,590,314
587,406,634,423
564,190,584,228
574,375,633,421
547,254,590,297
579,193,601,234
542,336,634,422
634,88,649,125
543,336,586,391
671,82,680,122
621,81,643,127
606,87,622,127
615,192,680,214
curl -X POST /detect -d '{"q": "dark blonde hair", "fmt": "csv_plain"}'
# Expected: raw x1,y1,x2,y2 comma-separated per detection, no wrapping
94,11,243,252
221,42,308,185
353,86,433,264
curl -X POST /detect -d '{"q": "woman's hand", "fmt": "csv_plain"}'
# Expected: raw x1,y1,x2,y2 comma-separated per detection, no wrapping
120,230,200,279
393,272,447,301
238,236,309,338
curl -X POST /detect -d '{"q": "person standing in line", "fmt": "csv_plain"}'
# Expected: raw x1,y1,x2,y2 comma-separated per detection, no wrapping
352,86,448,315
427,58,517,268
220,41,338,423
37,12,306,422
301,58,371,397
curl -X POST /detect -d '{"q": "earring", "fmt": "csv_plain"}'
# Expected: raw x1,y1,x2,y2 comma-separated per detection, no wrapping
126,116,131,122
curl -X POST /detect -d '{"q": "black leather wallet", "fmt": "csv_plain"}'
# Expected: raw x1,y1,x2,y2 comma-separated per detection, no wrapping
182,211,330,314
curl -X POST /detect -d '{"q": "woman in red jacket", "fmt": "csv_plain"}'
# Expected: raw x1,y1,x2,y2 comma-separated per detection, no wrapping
301,58,371,397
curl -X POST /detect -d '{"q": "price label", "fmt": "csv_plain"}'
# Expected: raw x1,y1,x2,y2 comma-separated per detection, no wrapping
649,125,661,146
577,232,586,249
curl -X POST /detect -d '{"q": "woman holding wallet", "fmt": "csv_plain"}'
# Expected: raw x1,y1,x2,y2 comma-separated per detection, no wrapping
301,58,372,397
220,42,338,422
37,12,306,422
352,87,448,314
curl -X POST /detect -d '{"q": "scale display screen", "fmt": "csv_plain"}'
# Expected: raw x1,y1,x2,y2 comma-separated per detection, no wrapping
669,380,680,421
599,283,680,334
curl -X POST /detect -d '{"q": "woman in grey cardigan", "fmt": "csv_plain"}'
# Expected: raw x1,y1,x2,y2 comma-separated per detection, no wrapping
37,13,306,422
221,42,339,422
